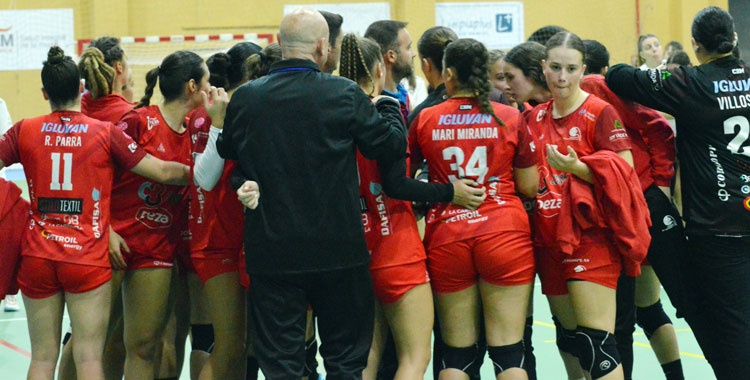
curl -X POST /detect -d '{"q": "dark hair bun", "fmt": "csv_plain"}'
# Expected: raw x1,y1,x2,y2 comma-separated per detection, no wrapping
47,46,66,64
207,52,231,76
717,40,735,54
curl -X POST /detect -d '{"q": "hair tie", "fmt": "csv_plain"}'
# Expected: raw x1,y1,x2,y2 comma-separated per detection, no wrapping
444,39,454,48
257,51,266,62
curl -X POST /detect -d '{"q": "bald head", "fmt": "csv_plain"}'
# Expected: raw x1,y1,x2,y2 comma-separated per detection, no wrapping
280,8,330,65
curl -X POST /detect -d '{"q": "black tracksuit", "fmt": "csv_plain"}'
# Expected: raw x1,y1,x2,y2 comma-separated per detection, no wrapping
607,56,750,380
217,58,406,379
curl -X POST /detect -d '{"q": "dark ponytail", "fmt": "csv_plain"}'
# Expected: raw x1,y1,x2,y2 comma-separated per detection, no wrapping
504,41,548,90
417,26,457,72
444,38,505,127
42,46,80,108
244,43,282,81
207,42,262,90
339,33,382,95
136,50,204,109
692,6,735,54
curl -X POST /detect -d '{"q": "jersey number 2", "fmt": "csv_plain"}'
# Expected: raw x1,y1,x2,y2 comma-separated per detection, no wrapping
724,116,750,157
50,152,73,191
442,146,488,183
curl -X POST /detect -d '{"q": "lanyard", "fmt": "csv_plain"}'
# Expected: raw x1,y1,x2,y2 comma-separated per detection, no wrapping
269,67,316,75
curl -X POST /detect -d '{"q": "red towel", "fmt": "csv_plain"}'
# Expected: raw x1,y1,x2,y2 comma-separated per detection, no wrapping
0,178,28,299
556,151,651,277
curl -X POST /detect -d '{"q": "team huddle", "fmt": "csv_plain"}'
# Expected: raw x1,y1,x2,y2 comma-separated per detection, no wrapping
0,5,748,380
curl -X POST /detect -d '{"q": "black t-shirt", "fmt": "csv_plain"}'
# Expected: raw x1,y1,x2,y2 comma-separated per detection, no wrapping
607,56,750,236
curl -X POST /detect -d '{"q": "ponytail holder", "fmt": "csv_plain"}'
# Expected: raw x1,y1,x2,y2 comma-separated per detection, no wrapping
257,51,266,62
444,39,454,48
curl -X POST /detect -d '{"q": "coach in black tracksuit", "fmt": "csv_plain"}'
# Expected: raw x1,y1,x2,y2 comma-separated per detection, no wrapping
217,9,405,380
607,7,750,380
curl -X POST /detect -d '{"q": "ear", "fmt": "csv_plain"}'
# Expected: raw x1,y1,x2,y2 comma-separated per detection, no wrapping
79,80,85,94
376,62,384,78
114,61,124,75
421,57,431,73
691,38,700,52
41,87,49,101
187,78,197,93
443,67,455,83
541,59,547,71
385,50,397,65
580,63,587,78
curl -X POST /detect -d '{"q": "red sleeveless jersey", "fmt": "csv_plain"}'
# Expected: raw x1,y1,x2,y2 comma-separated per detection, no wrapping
187,107,244,256
527,95,632,247
81,92,134,124
357,150,425,269
0,111,145,266
111,106,191,261
408,97,537,248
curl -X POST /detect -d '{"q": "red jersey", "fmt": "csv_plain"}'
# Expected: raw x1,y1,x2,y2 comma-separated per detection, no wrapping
580,75,675,190
357,150,425,269
0,111,146,266
527,95,632,247
81,92,134,124
111,106,191,261
187,107,244,256
409,97,538,248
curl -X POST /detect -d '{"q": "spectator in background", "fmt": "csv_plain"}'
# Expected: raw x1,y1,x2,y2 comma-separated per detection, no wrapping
664,41,684,61
666,50,692,69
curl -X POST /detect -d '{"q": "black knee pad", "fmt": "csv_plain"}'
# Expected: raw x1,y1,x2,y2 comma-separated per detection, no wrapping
576,326,621,379
488,341,525,376
636,300,672,339
303,338,319,378
62,331,72,345
191,324,214,353
553,316,579,358
441,343,480,373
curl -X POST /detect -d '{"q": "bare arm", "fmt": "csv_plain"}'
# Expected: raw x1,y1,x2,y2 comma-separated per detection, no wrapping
514,165,539,199
130,154,190,186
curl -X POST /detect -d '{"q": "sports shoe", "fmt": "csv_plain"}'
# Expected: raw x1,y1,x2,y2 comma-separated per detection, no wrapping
3,295,20,312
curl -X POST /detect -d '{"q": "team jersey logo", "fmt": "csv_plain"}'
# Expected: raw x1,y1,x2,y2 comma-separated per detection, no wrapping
536,110,546,122
136,207,173,229
193,117,206,129
614,120,624,129
566,127,582,141
138,182,166,207
37,197,83,215
147,116,160,131
743,197,750,211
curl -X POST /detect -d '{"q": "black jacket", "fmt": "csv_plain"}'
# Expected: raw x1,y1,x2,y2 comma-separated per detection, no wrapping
217,59,406,274
607,57,750,236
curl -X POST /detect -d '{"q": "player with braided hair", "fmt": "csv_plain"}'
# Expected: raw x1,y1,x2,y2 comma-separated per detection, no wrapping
339,32,485,380
79,37,135,123
409,38,539,380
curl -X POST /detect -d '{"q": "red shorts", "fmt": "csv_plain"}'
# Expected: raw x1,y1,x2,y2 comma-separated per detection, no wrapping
191,250,242,284
18,256,111,299
0,197,29,299
370,260,430,305
535,243,622,296
427,231,535,294
125,253,175,271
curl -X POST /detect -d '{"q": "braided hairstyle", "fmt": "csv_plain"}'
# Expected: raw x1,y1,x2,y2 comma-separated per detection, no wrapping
78,47,116,100
339,33,382,96
136,50,204,108
444,38,504,126
244,43,282,81
417,26,457,72
42,46,80,108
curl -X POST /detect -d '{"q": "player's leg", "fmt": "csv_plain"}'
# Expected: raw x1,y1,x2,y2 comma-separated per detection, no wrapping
122,267,173,379
362,301,389,380
435,285,480,380
634,266,682,379
383,282,433,380
187,272,212,380
66,279,112,380
199,270,247,380
24,292,65,380
58,326,77,380
103,270,127,380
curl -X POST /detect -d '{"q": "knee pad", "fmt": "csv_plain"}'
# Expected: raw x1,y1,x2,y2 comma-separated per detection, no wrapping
488,341,525,376
441,343,480,373
303,338,319,377
553,316,579,358
62,331,72,346
576,326,620,379
190,324,214,353
636,300,672,339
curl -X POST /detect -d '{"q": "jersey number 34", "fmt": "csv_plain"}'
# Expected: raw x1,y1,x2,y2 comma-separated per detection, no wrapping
442,146,488,183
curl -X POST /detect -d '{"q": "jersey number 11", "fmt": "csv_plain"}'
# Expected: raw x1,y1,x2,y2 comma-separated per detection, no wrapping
50,152,73,191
